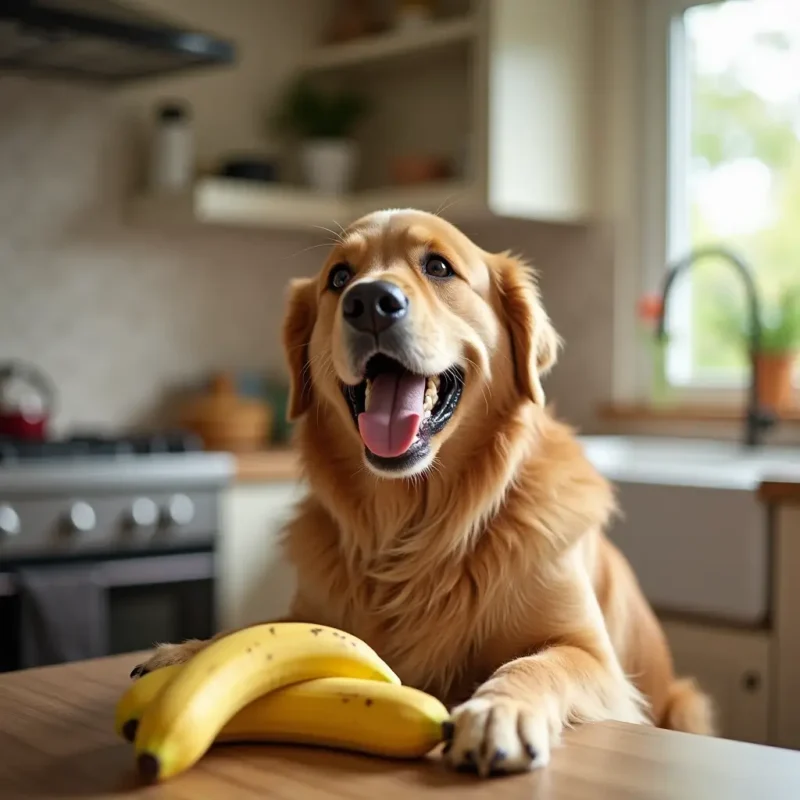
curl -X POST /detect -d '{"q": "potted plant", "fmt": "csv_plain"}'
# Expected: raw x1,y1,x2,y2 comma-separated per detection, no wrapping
271,77,368,196
715,285,800,412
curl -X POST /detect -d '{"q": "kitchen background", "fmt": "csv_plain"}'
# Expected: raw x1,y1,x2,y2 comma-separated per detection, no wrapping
2,0,800,758
0,0,612,436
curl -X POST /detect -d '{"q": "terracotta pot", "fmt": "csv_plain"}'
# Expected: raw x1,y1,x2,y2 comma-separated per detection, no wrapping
180,372,272,453
325,0,373,43
755,352,797,413
390,154,450,185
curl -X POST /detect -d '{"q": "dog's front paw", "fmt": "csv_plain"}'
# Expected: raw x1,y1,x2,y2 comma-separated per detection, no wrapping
445,696,555,777
130,639,206,678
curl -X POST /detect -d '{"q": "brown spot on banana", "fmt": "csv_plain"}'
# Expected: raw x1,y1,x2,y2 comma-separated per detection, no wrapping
122,719,138,743
137,753,161,784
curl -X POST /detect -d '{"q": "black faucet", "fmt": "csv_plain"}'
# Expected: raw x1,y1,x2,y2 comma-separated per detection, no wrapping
657,245,775,448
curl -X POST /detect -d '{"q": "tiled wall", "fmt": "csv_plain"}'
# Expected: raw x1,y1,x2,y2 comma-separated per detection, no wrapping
0,78,320,434
0,78,612,434
465,219,614,432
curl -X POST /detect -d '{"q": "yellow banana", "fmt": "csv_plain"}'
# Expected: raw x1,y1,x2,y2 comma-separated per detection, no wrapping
115,664,181,742
118,666,449,759
133,622,400,782
222,677,448,757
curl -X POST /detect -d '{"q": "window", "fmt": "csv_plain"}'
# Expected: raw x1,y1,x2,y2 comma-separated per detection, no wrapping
649,0,800,389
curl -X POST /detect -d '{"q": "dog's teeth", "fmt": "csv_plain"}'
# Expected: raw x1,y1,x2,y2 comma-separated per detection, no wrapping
432,375,441,389
364,379,372,411
423,376,439,413
423,410,431,420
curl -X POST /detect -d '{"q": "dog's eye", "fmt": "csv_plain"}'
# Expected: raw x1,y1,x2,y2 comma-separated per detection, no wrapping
423,254,454,279
328,264,353,291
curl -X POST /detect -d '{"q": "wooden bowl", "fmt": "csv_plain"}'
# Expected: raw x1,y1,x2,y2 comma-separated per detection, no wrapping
179,373,272,453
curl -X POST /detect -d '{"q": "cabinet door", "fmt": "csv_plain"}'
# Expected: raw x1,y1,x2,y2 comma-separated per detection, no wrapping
485,0,594,222
218,482,305,631
661,620,771,744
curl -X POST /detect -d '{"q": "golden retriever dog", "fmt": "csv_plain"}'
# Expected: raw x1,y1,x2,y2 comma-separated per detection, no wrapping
135,209,714,776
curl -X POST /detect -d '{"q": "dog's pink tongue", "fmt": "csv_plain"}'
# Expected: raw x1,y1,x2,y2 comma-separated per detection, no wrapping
358,372,426,458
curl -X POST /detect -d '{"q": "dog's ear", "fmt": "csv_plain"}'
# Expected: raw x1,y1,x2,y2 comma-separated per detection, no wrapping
492,252,560,406
282,277,318,420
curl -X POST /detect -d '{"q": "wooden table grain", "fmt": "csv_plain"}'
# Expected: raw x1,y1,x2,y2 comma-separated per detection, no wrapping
2,653,800,799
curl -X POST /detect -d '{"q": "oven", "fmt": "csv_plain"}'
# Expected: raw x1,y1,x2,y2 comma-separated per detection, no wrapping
0,548,216,672
0,444,233,672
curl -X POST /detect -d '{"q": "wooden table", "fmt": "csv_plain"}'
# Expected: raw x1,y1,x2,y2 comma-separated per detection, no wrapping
2,654,800,799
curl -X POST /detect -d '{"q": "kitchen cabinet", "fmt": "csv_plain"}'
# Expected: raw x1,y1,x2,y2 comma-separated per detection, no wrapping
217,482,304,630
131,0,595,230
773,501,800,750
661,619,771,745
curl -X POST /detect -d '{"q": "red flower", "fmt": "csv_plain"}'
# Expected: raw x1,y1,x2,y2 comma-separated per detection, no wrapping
638,294,663,324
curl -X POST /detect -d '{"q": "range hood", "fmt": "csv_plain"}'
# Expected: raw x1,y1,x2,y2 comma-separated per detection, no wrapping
0,0,235,84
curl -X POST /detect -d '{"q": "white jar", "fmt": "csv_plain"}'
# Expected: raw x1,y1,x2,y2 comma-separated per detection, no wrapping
300,139,358,196
150,101,194,192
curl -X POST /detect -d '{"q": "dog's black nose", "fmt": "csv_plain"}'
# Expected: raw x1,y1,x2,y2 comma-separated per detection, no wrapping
342,280,409,335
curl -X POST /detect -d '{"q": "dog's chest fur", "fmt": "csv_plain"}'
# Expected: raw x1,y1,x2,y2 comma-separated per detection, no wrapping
286,500,541,704
286,416,613,704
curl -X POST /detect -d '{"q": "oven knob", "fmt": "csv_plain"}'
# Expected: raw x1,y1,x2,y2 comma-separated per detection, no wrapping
129,497,158,528
163,494,195,527
0,504,20,536
66,501,96,533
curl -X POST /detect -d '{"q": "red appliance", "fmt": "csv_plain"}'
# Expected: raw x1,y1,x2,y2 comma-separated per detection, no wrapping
0,361,55,441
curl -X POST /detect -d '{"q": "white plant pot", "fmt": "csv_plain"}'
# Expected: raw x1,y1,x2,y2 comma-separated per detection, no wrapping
300,139,357,196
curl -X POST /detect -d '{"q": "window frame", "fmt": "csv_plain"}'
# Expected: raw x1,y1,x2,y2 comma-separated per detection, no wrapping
635,0,756,400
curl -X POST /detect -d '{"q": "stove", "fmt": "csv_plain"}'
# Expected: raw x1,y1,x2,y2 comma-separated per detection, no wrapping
0,431,204,463
0,433,235,672
0,432,233,550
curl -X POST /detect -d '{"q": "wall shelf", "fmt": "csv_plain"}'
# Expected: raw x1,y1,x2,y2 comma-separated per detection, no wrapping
300,17,477,72
130,177,482,232
129,0,596,233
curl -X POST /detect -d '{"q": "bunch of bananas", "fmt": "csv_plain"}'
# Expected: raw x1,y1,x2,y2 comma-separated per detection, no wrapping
115,622,451,783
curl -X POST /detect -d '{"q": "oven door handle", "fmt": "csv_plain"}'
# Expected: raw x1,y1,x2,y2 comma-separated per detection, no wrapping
0,552,215,597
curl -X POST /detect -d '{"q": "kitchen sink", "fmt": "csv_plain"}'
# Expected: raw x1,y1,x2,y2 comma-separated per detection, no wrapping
578,436,800,625
579,436,800,490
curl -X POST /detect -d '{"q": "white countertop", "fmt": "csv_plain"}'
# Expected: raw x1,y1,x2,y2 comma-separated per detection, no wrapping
579,436,800,491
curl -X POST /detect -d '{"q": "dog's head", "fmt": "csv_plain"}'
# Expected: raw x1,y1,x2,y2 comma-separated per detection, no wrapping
283,210,559,478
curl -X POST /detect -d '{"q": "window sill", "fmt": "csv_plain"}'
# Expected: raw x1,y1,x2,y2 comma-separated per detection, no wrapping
598,402,800,425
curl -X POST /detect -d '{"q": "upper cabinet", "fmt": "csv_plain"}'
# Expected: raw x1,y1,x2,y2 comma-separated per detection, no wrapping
485,0,594,223
130,0,596,232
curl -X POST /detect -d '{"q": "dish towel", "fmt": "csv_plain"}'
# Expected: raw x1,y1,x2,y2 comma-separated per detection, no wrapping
17,564,108,668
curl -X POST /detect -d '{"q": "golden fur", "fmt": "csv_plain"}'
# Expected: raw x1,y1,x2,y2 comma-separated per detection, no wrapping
136,210,714,775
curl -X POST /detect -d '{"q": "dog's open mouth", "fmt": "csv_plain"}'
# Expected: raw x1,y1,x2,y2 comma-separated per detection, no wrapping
342,354,464,471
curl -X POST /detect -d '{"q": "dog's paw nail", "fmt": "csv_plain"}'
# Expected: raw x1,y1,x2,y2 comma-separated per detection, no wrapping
463,750,475,764
484,748,509,776
441,720,454,741
492,748,507,765
524,743,538,761
442,740,453,755
130,665,143,679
